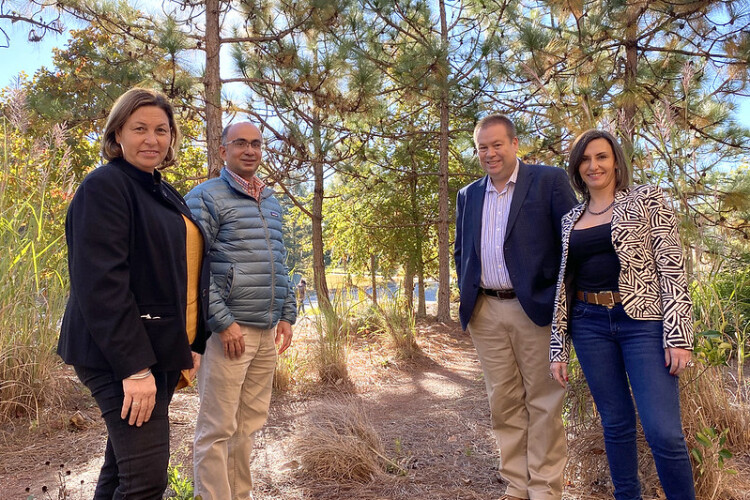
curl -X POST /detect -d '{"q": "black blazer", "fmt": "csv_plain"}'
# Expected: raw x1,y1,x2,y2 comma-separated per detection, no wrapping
58,159,210,380
454,161,577,330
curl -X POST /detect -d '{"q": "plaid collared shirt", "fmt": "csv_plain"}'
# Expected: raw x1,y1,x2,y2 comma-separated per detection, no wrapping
226,168,266,201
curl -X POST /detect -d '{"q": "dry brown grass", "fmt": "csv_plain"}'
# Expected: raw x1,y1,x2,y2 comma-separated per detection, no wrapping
273,349,303,393
310,301,351,386
293,397,392,483
681,365,750,451
564,362,750,499
566,423,663,498
681,364,750,499
0,338,64,424
373,297,421,361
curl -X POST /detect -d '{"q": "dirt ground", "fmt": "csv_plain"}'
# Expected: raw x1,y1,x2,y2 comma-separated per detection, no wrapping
1,316,509,499
1,314,748,499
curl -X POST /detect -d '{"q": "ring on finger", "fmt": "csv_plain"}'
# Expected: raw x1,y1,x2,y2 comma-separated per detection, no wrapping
132,402,141,407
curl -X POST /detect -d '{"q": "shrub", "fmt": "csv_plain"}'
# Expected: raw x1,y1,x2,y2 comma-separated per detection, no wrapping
165,464,194,500
692,270,750,382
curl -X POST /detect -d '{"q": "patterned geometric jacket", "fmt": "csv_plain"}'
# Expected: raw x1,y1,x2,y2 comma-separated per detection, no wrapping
549,184,694,363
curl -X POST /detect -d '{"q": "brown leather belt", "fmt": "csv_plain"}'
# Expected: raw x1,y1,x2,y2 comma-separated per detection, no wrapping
480,287,516,300
577,290,622,308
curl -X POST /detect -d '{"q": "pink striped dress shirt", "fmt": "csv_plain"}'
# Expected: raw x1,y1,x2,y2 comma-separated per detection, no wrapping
480,160,519,290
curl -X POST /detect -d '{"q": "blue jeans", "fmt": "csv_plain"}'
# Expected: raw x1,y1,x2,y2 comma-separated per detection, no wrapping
75,366,180,500
569,300,695,500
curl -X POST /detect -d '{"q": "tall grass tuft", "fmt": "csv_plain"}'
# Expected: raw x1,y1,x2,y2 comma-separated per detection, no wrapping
692,272,750,386
0,90,73,424
372,294,420,361
311,292,352,385
293,397,391,482
273,349,303,393
680,364,750,498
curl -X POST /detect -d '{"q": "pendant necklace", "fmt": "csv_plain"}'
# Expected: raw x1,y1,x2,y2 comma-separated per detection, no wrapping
587,200,615,216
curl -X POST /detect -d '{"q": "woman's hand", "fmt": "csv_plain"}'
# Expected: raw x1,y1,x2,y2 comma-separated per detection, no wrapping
186,352,201,383
550,362,569,388
665,347,692,376
121,371,156,427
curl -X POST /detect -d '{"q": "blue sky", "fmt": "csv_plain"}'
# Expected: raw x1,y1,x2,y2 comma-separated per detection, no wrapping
1,26,70,87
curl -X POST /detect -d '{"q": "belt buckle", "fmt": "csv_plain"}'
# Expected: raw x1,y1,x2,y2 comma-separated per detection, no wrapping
599,291,615,309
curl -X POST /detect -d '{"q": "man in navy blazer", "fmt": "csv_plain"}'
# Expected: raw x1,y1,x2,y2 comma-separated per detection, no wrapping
454,114,577,500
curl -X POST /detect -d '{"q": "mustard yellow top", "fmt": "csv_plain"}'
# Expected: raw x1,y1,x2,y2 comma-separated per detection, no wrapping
178,214,203,389
183,214,203,343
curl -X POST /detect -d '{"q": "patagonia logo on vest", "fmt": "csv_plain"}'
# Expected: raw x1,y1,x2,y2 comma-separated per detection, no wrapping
270,211,280,217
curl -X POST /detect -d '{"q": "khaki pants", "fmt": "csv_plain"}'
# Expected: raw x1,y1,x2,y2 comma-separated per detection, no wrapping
194,324,277,500
468,295,566,500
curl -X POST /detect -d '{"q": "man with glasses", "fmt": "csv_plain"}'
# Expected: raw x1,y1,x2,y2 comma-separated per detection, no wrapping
186,122,296,500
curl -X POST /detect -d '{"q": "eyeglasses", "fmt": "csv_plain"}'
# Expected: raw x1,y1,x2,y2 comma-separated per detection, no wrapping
225,138,263,150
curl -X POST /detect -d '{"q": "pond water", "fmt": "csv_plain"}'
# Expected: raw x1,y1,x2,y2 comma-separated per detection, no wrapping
292,278,439,308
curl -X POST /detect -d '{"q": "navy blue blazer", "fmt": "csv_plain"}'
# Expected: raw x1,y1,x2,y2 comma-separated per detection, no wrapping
454,161,577,330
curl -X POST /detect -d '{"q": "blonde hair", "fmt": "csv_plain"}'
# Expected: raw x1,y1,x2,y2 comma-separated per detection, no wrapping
101,88,181,168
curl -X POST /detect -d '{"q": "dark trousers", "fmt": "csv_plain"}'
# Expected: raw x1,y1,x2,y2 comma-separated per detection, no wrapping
570,301,696,500
75,366,180,500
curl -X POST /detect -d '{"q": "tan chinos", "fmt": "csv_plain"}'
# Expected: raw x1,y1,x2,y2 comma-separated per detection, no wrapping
468,294,566,500
193,324,277,500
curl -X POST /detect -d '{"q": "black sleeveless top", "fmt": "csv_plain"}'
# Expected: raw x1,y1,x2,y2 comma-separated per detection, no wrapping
568,222,620,291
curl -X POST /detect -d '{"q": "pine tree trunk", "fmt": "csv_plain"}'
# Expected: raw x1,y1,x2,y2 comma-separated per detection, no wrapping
204,0,222,179
311,112,332,312
435,0,451,322
408,160,420,315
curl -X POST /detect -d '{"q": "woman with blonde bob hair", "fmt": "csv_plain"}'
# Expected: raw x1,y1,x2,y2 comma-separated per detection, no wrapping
58,87,210,499
100,87,181,167
549,129,696,499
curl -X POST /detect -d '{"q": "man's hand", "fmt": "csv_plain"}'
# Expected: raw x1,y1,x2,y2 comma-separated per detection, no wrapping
275,320,293,355
219,322,245,360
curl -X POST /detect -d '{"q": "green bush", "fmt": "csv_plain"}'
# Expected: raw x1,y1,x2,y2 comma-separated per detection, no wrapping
692,268,750,381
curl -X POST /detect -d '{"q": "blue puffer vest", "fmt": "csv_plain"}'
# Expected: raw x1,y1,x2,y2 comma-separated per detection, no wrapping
185,168,296,333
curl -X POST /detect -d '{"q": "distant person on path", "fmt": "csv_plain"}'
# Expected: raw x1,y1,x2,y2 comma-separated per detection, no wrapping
550,129,695,500
297,278,307,314
454,114,577,500
57,87,210,499
187,121,296,500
